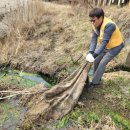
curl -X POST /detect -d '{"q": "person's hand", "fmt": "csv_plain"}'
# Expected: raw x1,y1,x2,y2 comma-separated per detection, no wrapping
86,53,95,63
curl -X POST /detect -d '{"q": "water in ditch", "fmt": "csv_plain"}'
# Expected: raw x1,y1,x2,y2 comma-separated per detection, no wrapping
0,67,57,130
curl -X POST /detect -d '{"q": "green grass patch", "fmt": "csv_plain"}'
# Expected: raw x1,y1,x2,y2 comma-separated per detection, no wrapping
55,116,70,129
55,108,100,129
0,74,37,88
105,76,130,87
109,111,130,130
120,98,130,111
0,102,20,126
101,77,129,95
0,68,53,88
41,74,58,86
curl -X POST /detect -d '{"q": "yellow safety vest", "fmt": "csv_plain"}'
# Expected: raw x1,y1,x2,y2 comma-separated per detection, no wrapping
92,17,123,49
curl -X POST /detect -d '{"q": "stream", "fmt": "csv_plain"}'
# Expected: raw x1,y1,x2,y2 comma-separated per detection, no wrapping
0,67,56,130
0,1,49,129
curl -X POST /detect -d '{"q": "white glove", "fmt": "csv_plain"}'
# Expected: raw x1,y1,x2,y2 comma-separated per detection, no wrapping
86,53,95,63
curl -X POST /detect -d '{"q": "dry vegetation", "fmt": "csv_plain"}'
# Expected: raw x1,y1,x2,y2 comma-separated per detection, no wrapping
0,1,91,75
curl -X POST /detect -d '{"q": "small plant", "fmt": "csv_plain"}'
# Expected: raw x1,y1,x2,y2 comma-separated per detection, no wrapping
105,79,118,87
55,108,82,128
88,112,100,123
41,74,58,86
55,116,69,129
55,108,100,129
110,111,130,130
0,102,20,126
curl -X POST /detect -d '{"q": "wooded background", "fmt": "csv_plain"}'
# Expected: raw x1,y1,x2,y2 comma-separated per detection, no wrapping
44,0,130,7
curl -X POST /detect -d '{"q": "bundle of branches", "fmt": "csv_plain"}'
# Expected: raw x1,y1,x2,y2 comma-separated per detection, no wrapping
19,62,92,128
0,83,22,100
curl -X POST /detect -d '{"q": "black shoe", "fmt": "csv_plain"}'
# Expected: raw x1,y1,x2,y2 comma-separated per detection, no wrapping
87,82,95,92
87,82,101,92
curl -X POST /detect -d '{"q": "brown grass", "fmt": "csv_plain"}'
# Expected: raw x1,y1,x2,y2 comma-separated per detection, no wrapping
0,0,91,74
0,1,59,64
0,1,130,75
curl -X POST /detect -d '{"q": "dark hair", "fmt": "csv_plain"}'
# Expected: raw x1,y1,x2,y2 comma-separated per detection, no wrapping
89,8,104,18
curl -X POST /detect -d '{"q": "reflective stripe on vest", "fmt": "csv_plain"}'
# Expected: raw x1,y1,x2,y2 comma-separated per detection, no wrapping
92,17,123,49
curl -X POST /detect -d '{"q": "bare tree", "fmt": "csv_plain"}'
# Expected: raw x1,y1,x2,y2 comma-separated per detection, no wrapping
70,0,130,6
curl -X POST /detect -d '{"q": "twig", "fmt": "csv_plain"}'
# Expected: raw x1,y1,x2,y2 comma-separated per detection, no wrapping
0,88,49,100
0,94,19,100
88,1,94,9
0,90,30,93
73,54,83,64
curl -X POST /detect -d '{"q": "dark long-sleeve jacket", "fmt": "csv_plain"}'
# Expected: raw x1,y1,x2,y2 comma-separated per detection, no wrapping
89,23,124,57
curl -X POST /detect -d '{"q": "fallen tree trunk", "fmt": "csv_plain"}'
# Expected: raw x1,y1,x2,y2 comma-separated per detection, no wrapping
19,62,92,129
